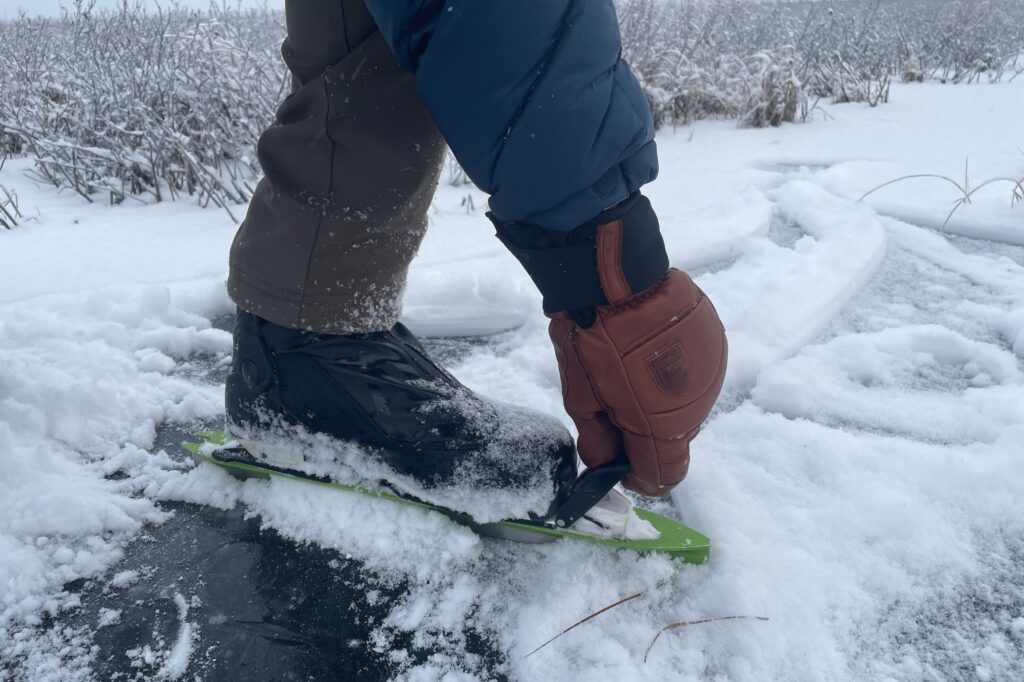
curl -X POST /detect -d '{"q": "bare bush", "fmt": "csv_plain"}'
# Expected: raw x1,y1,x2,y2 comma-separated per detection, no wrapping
0,183,21,229
0,1,287,216
619,0,1024,128
1,0,1021,212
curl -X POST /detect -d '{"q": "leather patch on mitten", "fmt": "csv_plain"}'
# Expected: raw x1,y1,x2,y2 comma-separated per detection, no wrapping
647,343,691,395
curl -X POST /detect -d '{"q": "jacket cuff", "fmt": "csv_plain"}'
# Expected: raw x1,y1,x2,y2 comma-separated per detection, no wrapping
491,193,669,322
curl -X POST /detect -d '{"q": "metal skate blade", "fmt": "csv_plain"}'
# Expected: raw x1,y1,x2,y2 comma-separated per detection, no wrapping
474,522,559,544
207,447,273,480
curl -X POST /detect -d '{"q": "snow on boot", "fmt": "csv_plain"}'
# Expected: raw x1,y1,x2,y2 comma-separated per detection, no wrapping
224,309,578,522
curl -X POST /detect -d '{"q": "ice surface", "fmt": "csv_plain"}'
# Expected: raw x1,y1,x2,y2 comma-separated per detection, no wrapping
2,80,1023,680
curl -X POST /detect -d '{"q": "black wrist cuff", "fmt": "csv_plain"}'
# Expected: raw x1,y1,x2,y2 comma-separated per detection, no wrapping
490,193,670,316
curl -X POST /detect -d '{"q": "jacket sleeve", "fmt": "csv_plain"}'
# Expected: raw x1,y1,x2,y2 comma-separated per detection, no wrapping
363,0,658,231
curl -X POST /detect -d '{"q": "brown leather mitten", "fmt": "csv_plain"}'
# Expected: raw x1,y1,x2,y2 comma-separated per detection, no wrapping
493,193,727,496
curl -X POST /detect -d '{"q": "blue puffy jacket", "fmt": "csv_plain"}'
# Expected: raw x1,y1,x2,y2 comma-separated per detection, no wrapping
363,0,659,231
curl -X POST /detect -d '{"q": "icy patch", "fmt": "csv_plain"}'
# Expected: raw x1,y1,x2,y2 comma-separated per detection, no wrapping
699,181,888,389
752,325,1024,443
885,216,1024,300
0,283,229,678
883,218,1024,359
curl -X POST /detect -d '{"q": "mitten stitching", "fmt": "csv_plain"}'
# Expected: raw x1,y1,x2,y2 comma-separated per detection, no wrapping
618,293,705,356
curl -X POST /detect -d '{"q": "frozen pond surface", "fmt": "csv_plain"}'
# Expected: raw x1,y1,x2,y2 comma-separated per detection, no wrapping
2,81,1023,680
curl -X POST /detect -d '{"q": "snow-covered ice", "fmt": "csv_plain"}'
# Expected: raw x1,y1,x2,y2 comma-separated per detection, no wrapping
1,80,1023,680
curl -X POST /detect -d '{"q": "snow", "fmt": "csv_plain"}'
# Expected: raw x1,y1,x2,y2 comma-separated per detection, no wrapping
97,608,121,628
154,594,195,681
227,392,571,524
1,79,1023,680
573,490,661,541
702,180,889,389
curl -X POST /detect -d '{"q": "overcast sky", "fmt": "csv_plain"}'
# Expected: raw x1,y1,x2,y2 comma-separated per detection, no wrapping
0,0,283,19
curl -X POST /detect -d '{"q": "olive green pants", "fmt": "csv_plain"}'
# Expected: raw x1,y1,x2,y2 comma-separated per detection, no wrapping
228,0,445,333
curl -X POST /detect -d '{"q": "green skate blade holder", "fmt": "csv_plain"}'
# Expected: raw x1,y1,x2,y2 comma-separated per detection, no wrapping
183,432,710,563
552,454,631,528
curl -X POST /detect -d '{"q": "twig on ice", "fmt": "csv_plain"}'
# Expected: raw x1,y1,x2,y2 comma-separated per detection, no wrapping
643,615,771,662
524,587,653,658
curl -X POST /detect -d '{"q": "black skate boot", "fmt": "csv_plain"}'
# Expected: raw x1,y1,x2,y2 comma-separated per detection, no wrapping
224,309,578,520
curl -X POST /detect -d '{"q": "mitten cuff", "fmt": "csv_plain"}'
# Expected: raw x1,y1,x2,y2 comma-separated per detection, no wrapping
490,193,669,323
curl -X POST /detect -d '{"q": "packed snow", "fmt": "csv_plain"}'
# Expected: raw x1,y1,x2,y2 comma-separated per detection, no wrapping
1,80,1023,680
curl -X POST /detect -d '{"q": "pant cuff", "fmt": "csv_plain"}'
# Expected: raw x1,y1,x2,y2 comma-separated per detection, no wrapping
227,265,402,335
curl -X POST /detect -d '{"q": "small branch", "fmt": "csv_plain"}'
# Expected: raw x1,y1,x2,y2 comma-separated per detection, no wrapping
524,588,650,658
643,615,771,662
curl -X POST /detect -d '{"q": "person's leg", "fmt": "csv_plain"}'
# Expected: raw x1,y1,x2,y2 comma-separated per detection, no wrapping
223,0,576,516
227,0,445,334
